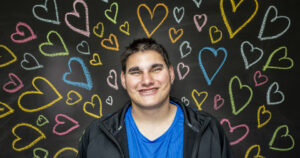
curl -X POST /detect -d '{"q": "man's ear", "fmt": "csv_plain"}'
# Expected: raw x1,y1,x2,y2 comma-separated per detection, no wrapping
121,71,127,89
169,65,175,84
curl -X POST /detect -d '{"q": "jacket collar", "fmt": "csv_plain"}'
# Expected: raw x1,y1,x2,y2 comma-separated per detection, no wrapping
99,96,212,158
100,96,211,136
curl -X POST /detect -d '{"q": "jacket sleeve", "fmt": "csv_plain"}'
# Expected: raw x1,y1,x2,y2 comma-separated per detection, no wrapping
76,128,90,158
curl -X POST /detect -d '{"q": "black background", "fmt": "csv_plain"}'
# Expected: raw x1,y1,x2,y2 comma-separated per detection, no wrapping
0,0,299,157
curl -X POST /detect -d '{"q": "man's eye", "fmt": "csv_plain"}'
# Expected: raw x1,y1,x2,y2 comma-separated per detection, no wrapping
153,68,162,72
130,71,141,75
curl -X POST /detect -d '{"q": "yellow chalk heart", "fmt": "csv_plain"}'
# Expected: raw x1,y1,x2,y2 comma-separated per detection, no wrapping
54,147,78,158
90,53,103,66
191,89,208,111
12,123,46,151
220,0,258,38
244,144,265,158
18,76,63,112
93,22,104,38
66,90,82,105
257,105,272,128
0,101,14,118
209,25,222,44
0,44,17,68
83,94,103,118
119,21,130,35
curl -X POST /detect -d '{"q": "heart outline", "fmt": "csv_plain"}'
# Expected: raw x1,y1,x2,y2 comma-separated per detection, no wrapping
177,62,190,80
119,21,130,36
93,22,104,38
214,94,224,110
0,44,17,68
106,96,113,106
105,2,118,24
32,0,60,25
0,101,14,119
10,22,37,43
83,94,103,118
12,123,46,151
258,5,291,41
220,0,258,38
36,114,49,127
137,3,169,38
266,82,285,105
3,73,24,93
18,76,63,112
209,25,222,44
90,53,103,66
240,41,264,70
192,0,203,8
39,30,69,57
101,33,119,51
76,40,90,55
269,125,295,151
253,70,268,87
179,41,192,58
66,90,82,105
54,147,78,158
220,118,249,145
191,89,208,111
63,57,93,90
263,46,294,71
33,147,49,158
169,27,183,43
229,75,253,115
244,144,265,158
193,14,207,32
173,6,184,23
198,47,227,85
53,113,80,135
257,105,272,128
21,53,44,70
65,0,90,37
107,69,118,90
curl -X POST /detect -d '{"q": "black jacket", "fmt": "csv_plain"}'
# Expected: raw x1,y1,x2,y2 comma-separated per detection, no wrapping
76,97,232,158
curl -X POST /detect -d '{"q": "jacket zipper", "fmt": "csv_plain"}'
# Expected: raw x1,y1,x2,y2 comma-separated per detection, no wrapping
190,118,211,158
99,124,125,158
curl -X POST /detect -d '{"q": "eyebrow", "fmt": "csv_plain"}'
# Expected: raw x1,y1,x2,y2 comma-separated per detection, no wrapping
127,63,164,73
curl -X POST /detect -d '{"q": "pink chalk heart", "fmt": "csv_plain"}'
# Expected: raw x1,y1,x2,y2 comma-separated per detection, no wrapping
177,62,190,80
220,118,249,145
65,0,90,37
3,73,24,93
214,94,224,110
53,114,79,136
107,69,118,90
11,22,37,43
193,14,207,32
253,70,268,87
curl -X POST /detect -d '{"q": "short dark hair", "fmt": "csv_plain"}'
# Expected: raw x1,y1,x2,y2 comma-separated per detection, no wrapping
120,38,171,72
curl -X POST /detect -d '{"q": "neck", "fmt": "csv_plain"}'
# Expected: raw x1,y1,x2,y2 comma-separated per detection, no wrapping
130,99,178,141
131,100,176,124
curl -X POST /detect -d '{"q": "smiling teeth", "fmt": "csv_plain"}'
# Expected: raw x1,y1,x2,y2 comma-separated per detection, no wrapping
140,88,157,95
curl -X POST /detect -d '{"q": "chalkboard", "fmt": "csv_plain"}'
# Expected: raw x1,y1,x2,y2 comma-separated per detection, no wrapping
0,0,299,157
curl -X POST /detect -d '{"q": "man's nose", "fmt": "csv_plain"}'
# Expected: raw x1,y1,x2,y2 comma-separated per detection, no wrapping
141,72,154,86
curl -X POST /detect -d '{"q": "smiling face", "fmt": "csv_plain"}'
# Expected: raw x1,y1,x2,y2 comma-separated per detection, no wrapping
121,50,175,110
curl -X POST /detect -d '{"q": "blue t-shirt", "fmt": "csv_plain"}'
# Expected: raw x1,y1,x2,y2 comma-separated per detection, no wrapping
124,101,184,158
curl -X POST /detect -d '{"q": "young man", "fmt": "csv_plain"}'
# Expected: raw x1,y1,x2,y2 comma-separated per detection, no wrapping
76,38,232,158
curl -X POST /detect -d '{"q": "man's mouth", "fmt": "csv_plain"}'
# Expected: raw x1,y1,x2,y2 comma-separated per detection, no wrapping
138,87,159,95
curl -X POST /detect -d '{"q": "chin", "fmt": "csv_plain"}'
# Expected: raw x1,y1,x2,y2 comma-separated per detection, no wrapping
133,96,169,110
